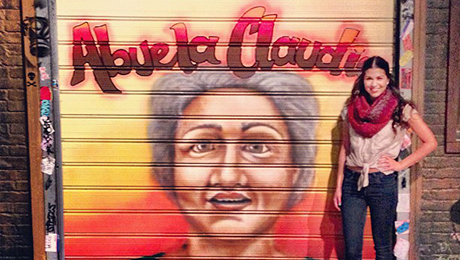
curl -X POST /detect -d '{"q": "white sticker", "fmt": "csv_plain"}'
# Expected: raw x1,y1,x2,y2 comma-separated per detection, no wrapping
397,193,410,212
393,237,410,258
45,233,58,252
41,156,56,175
401,20,414,40
39,116,55,135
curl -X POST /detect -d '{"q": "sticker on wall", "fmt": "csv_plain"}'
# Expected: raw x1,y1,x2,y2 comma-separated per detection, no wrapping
393,237,410,258
397,193,410,212
402,34,413,51
40,86,51,100
39,116,54,135
39,67,51,81
45,233,58,252
41,156,56,175
399,50,413,66
400,68,412,89
401,0,414,23
395,220,410,234
41,134,53,152
40,100,51,117
401,20,414,40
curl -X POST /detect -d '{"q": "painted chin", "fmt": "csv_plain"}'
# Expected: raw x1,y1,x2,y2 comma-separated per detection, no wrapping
207,192,252,211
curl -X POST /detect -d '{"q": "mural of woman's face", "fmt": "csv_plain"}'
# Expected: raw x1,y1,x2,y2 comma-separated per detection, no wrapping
173,88,298,236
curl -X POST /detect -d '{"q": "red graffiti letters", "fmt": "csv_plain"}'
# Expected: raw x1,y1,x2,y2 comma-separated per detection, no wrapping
71,7,367,93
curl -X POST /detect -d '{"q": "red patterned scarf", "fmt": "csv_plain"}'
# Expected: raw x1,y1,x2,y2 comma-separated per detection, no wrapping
348,89,398,138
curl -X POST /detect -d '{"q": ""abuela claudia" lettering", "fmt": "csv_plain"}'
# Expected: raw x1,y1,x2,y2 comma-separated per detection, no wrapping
71,7,367,93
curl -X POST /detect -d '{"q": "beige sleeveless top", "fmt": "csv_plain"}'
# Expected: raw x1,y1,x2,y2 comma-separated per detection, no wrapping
341,104,418,190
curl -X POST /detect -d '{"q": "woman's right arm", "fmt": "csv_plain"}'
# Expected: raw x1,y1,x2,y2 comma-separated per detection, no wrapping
333,121,349,211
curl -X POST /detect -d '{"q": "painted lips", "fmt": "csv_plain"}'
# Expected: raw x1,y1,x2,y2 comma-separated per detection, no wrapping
208,192,252,210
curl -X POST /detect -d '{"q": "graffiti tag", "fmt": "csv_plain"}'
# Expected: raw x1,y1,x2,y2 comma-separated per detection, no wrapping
71,6,368,93
45,203,57,233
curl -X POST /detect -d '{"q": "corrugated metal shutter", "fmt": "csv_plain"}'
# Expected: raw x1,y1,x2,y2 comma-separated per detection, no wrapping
58,1,396,259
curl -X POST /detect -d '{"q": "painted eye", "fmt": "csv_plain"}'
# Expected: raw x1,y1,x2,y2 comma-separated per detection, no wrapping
243,143,270,154
191,142,215,153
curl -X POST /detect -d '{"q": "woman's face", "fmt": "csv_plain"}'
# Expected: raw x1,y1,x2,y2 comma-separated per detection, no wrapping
363,67,390,100
173,88,298,236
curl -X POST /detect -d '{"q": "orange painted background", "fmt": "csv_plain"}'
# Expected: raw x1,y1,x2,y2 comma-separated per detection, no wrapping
57,1,396,259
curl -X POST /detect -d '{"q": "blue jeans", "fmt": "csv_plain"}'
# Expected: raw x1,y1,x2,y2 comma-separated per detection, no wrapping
341,168,398,260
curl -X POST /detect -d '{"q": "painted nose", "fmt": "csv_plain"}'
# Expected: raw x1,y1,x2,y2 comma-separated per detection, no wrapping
210,144,248,187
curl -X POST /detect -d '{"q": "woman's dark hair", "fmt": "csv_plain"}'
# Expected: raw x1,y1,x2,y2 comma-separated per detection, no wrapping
348,56,414,129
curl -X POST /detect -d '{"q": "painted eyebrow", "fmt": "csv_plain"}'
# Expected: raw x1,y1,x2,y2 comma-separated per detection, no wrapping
241,122,282,136
182,122,282,136
185,123,223,133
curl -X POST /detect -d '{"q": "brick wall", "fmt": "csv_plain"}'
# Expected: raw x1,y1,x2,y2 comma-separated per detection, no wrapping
418,0,460,259
0,0,33,259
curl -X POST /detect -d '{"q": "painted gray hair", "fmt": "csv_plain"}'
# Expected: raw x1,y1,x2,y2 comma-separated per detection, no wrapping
149,72,318,207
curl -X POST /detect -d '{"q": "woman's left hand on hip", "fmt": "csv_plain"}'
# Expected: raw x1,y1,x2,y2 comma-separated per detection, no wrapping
378,155,403,172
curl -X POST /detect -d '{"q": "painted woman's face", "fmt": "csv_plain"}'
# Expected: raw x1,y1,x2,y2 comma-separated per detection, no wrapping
363,67,390,100
173,88,298,236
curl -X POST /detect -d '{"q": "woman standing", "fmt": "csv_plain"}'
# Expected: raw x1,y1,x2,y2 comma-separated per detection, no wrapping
333,56,437,260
